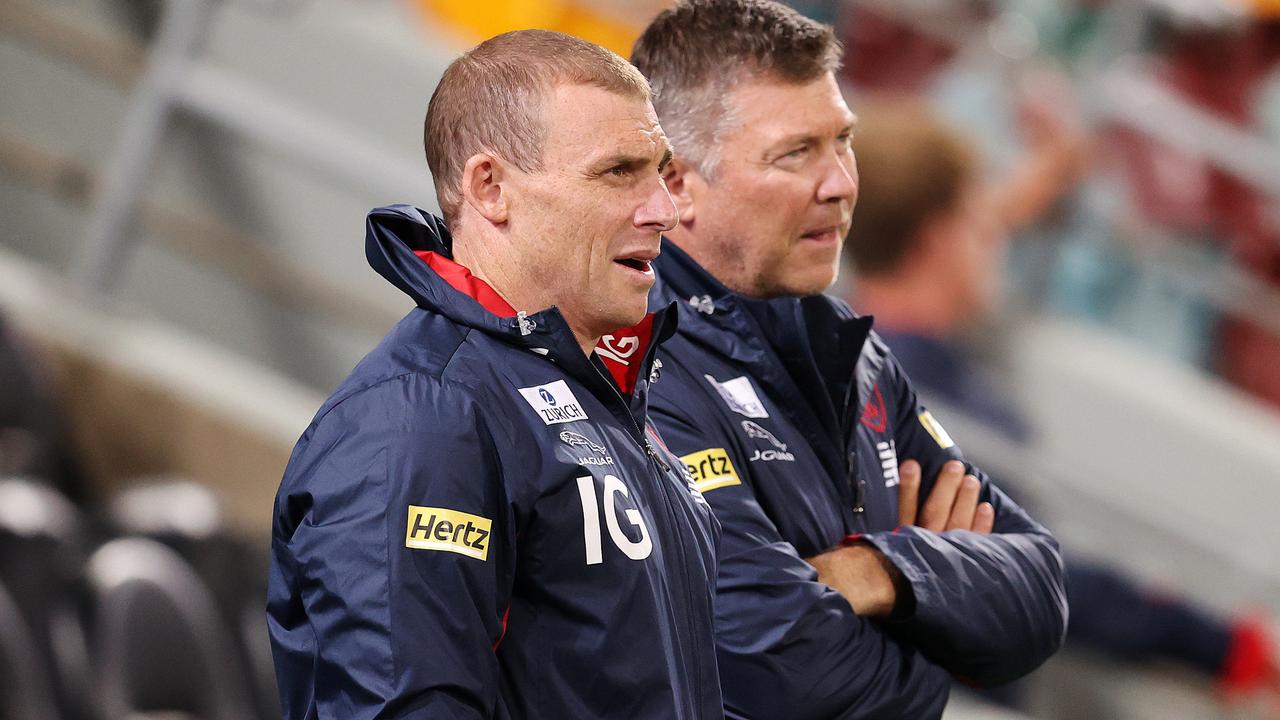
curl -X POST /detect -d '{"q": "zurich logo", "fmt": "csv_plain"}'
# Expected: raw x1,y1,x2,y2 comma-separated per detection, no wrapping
539,388,557,406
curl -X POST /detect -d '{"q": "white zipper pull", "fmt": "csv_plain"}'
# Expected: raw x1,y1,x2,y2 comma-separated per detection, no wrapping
649,357,663,385
516,311,536,336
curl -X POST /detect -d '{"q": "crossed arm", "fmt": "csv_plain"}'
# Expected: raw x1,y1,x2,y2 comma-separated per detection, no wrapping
807,458,993,618
809,450,1067,686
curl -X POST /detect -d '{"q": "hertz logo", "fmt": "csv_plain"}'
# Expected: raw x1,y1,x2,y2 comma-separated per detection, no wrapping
918,411,955,450
405,506,492,561
679,448,742,493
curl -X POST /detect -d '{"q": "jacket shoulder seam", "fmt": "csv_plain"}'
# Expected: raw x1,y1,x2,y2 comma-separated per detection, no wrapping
438,325,478,380
314,369,483,429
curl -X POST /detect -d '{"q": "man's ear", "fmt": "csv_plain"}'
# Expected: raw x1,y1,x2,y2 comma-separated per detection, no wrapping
461,152,508,225
663,155,702,225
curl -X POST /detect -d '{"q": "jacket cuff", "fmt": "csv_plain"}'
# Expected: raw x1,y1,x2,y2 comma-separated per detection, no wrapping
847,530,920,622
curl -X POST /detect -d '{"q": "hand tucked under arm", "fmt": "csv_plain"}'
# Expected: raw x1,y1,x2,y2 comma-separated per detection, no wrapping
806,542,908,619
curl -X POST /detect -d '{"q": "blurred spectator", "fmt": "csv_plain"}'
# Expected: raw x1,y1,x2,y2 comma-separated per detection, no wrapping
0,479,96,720
839,2,971,96
835,0,1280,408
848,5,1094,217
1109,18,1280,407
844,100,1280,706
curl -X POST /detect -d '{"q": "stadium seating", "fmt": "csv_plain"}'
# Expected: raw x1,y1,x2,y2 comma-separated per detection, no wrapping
0,479,95,720
84,538,256,720
110,479,279,720
0,579,61,720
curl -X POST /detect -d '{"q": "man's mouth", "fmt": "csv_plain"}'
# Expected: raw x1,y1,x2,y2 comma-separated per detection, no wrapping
615,258,652,272
613,249,659,275
800,226,841,243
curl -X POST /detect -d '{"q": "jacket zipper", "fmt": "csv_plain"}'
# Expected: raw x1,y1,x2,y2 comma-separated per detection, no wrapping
838,364,867,525
588,361,706,717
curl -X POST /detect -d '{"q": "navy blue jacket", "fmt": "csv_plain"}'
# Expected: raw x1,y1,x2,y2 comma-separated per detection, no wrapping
647,241,1067,719
267,206,722,719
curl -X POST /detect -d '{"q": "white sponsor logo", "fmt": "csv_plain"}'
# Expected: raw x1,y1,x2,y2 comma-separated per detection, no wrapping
704,375,769,418
577,457,615,467
741,420,796,462
877,439,900,487
596,334,640,365
576,474,653,565
749,448,796,462
560,431,606,454
649,357,663,385
741,420,786,450
560,431,614,466
518,380,589,425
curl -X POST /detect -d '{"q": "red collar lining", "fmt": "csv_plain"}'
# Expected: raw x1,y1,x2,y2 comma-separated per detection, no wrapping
416,250,655,396
415,250,517,318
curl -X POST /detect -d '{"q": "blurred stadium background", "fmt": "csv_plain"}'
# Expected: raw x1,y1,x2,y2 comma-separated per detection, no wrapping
1,0,1279,718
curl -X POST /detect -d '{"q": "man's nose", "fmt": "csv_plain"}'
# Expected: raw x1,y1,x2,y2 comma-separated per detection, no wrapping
817,150,858,205
637,176,680,232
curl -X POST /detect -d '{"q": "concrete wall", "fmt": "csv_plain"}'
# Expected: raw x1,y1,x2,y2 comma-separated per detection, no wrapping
0,0,459,391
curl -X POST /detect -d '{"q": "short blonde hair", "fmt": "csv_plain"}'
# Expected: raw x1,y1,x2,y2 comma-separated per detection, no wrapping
424,29,651,228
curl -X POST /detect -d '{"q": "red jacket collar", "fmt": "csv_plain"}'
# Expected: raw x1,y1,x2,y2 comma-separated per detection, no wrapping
416,251,517,317
597,315,656,397
417,250,656,396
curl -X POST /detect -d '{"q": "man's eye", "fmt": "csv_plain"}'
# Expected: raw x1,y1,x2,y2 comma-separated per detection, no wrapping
779,147,808,161
608,165,633,177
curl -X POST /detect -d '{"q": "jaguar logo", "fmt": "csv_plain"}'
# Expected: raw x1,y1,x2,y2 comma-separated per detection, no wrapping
740,421,796,463
560,431,607,454
741,421,786,451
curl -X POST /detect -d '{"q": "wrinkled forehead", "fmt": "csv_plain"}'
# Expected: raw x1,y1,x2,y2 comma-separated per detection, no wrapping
541,83,669,161
726,73,855,141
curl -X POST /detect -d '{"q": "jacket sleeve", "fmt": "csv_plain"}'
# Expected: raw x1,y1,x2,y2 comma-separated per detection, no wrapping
649,401,950,720
268,375,514,719
860,351,1069,686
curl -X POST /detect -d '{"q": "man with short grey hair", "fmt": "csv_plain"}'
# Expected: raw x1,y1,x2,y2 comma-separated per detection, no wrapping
633,2,1068,717
269,29,722,719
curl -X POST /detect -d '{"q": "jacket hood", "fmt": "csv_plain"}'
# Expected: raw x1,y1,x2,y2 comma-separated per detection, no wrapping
366,204,529,338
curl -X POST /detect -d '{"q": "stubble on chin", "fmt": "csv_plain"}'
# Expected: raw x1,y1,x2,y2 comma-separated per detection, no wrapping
754,248,841,299
703,234,758,296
